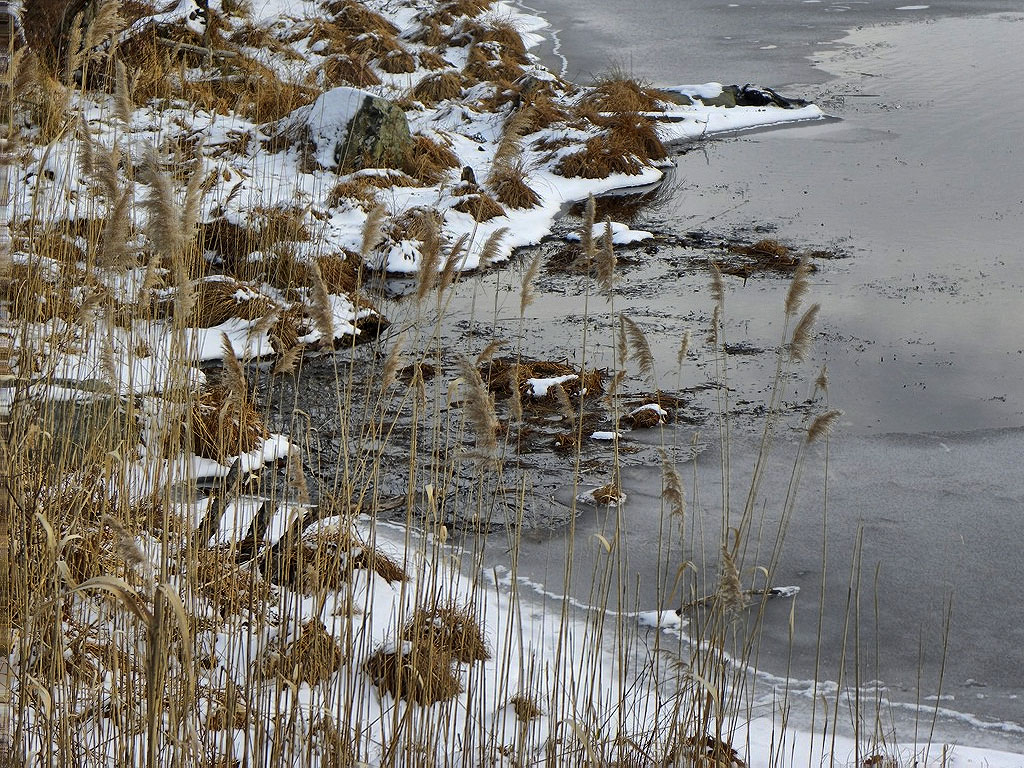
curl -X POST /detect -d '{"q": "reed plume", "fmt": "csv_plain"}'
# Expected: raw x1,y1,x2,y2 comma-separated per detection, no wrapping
784,257,812,317
219,333,247,413
596,218,615,295
806,409,841,443
308,261,335,346
580,195,596,260
660,450,685,519
477,227,508,270
677,329,692,367
717,544,745,613
814,364,829,394
620,314,655,384
519,254,541,316
361,204,387,258
140,146,185,259
789,303,820,363
114,60,134,124
475,339,505,365
381,333,405,390
456,356,498,457
439,233,469,294
415,221,442,303
709,261,725,308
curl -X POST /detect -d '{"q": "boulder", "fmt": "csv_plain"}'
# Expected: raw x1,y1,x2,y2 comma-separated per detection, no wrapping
701,84,810,109
275,86,413,173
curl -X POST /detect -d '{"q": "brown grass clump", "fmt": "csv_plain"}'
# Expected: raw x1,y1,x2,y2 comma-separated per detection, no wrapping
416,49,449,70
180,278,278,328
402,605,490,663
671,735,747,768
411,70,464,105
453,191,506,222
348,31,401,59
596,111,667,161
327,177,382,209
417,0,492,26
489,160,541,209
556,134,645,179
364,641,463,706
402,134,459,184
323,0,399,37
591,482,625,505
407,19,447,46
386,206,444,245
717,239,813,277
463,44,525,84
280,525,409,590
0,267,80,323
193,547,265,617
580,73,664,113
483,357,604,401
476,20,528,62
321,53,381,88
376,46,417,74
621,404,666,429
272,620,345,686
202,210,310,275
185,385,269,462
510,694,542,722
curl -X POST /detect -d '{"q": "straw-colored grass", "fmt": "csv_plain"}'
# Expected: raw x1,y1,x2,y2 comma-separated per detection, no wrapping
453,191,506,222
364,641,463,706
411,70,465,105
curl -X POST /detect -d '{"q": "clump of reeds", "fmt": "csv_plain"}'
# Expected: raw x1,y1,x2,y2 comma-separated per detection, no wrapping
321,53,381,88
411,70,464,105
556,134,645,179
269,620,345,686
182,383,268,462
579,71,664,113
402,604,490,663
453,190,506,222
364,640,463,705
402,134,459,184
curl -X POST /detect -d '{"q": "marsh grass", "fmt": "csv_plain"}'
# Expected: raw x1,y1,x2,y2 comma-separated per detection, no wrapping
0,4,959,767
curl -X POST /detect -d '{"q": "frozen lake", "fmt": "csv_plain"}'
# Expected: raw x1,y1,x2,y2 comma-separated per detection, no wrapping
496,1,1024,750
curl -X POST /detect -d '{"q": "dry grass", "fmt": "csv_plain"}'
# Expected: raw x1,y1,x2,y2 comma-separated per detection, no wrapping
173,277,278,328
453,191,506,222
321,53,381,88
579,73,664,113
376,46,417,74
364,641,463,706
411,70,465,106
402,605,490,663
270,620,345,686
323,0,399,36
489,159,541,209
462,43,525,84
416,49,449,70
402,134,460,184
556,134,645,179
482,357,605,402
183,385,269,462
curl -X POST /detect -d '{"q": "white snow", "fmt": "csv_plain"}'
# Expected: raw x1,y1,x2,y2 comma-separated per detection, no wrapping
565,220,654,245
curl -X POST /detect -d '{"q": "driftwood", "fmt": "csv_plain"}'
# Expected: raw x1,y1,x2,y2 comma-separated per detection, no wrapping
154,36,237,59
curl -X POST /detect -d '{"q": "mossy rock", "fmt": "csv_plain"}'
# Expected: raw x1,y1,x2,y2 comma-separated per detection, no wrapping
335,94,413,173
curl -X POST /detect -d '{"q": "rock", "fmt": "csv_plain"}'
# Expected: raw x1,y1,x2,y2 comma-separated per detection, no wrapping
706,84,810,109
274,86,412,173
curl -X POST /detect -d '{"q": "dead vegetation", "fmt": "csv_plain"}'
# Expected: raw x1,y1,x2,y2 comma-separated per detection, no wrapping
482,357,605,402
182,385,269,462
268,620,345,686
716,239,823,278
